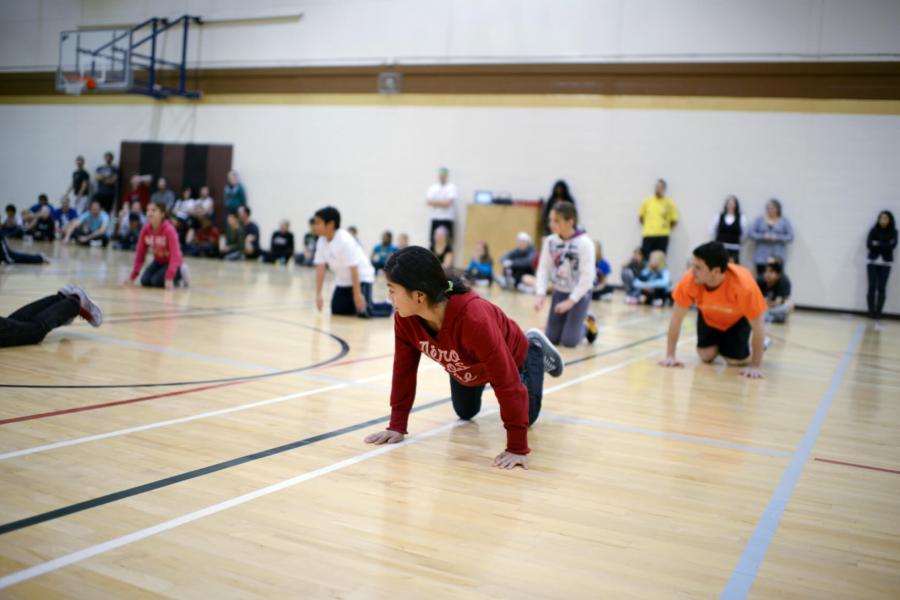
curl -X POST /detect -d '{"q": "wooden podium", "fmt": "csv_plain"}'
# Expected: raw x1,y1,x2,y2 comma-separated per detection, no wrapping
462,202,543,272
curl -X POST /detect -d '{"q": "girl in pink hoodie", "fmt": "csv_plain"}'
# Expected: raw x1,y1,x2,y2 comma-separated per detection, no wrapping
127,200,189,289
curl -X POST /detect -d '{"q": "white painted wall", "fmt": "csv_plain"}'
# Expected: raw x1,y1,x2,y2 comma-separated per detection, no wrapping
1,0,899,71
1,99,897,313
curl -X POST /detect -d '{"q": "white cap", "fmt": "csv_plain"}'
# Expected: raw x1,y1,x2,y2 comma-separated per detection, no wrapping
517,232,532,243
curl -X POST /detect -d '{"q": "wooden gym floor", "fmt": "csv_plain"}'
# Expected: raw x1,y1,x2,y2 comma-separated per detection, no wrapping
1,243,898,599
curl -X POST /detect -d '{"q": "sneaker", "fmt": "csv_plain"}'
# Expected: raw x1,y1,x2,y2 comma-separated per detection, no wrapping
525,328,564,378
651,298,664,307
874,320,884,332
60,284,102,327
179,262,191,287
764,336,771,351
585,312,598,344
517,283,535,294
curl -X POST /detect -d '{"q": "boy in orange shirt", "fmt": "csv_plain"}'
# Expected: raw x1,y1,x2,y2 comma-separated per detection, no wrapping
660,241,768,379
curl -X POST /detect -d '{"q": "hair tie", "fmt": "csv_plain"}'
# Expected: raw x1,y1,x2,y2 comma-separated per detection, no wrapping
446,280,453,293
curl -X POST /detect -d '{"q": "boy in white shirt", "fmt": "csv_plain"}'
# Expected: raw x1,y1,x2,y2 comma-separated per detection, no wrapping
313,206,392,318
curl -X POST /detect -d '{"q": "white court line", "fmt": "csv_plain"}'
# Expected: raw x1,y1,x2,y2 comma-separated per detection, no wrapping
0,315,662,462
0,412,498,589
0,335,667,588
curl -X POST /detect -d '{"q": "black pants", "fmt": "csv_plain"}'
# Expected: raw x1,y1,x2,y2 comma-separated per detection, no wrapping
0,232,43,264
94,192,115,214
0,293,80,347
726,249,740,264
261,250,291,263
140,261,183,287
506,265,534,287
76,234,109,247
697,313,751,360
430,219,455,244
331,282,393,318
184,243,217,258
639,287,670,304
641,235,669,257
450,340,545,427
867,264,892,318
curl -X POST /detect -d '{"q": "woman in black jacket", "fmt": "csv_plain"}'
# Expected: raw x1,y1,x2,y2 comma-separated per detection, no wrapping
866,210,897,322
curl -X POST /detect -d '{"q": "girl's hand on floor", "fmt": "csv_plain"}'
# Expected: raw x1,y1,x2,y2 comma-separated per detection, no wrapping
493,451,528,470
364,430,405,445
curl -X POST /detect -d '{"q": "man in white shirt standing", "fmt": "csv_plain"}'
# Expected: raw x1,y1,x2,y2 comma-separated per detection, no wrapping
425,166,457,245
312,206,393,318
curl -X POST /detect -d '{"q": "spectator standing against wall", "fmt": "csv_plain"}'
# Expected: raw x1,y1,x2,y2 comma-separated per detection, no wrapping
748,198,794,276
93,151,118,214
425,167,457,244
639,178,679,257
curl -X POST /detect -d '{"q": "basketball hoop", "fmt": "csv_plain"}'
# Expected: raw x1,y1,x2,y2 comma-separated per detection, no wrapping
62,75,96,96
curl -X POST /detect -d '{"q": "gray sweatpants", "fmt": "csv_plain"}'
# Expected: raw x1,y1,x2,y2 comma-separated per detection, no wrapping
765,303,791,323
545,290,591,348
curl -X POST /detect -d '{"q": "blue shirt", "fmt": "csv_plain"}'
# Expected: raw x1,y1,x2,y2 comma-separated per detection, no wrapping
372,243,397,264
78,210,110,234
53,207,79,228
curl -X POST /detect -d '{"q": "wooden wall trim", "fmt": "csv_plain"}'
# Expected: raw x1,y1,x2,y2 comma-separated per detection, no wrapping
2,62,899,100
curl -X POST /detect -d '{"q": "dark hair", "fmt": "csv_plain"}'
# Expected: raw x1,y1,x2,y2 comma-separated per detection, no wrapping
5,203,14,213
382,231,393,243
150,199,169,217
38,194,49,203
550,179,573,202
875,210,897,233
550,200,577,224
721,194,740,218
239,205,252,216
314,206,341,229
767,198,783,217
693,241,730,272
104,151,113,159
657,178,667,190
766,256,784,274
384,246,470,305
476,241,492,263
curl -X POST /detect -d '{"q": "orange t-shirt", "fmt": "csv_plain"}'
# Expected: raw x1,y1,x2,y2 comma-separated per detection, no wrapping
672,264,767,331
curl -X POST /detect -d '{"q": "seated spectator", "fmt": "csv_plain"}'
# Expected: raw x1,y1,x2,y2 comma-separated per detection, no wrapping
347,225,363,247
116,213,143,251
53,197,79,231
168,213,188,247
63,199,110,246
150,177,176,211
592,241,613,300
262,219,295,264
396,232,409,250
190,186,215,224
371,231,397,270
185,215,221,258
621,246,646,302
757,256,793,323
124,174,152,212
431,225,453,268
220,213,246,260
498,232,536,289
173,187,195,221
237,205,260,260
465,241,494,285
27,207,56,242
295,218,317,266
22,194,53,229
2,204,25,239
114,200,145,247
632,250,671,306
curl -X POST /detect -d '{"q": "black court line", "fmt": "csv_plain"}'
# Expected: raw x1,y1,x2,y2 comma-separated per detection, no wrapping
0,333,665,536
0,324,349,389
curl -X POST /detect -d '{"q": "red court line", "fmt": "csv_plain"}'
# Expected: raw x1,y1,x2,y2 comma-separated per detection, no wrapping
1,351,392,425
319,352,393,369
0,381,245,425
814,457,900,476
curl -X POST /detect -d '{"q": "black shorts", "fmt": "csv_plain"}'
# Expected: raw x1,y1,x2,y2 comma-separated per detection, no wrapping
696,312,750,360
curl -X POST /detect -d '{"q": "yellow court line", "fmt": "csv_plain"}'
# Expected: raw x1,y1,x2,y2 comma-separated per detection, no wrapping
2,93,900,115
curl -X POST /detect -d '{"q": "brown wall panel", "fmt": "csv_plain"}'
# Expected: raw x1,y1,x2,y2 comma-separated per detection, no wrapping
206,145,233,227
2,62,900,100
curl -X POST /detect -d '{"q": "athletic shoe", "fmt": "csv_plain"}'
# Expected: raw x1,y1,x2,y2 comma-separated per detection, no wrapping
651,298,664,307
874,320,884,332
60,284,102,327
179,262,191,287
585,312,598,344
764,336,771,351
526,328,564,378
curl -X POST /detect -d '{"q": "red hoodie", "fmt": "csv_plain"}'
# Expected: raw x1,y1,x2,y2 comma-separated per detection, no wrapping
388,291,531,454
130,220,184,281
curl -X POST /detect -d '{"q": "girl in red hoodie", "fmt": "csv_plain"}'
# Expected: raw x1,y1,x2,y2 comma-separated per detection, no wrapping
364,246,564,469
126,200,189,289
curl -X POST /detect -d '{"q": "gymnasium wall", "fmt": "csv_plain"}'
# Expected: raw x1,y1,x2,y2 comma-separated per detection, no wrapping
0,0,898,314
1,96,898,314
2,0,900,71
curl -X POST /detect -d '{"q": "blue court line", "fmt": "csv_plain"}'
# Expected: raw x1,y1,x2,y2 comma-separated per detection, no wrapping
719,322,864,600
543,414,791,458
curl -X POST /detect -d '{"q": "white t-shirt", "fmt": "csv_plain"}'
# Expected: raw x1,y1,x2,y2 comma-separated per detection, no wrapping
535,231,596,302
314,229,375,286
426,182,457,220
